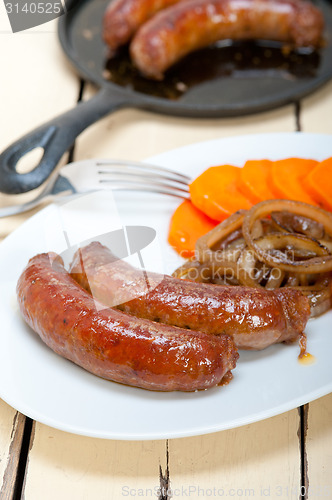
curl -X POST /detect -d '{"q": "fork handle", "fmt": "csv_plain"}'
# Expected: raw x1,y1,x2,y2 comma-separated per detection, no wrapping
0,87,130,194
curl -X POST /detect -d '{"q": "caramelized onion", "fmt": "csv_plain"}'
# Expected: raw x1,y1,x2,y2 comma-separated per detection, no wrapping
306,289,331,317
172,259,203,280
287,275,332,318
265,268,285,290
173,199,332,318
243,200,332,274
252,232,330,272
196,210,247,263
236,249,261,287
271,211,325,239
320,240,332,253
243,200,332,234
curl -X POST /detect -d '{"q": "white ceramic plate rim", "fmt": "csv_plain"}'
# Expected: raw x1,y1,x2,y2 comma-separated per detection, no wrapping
0,132,331,440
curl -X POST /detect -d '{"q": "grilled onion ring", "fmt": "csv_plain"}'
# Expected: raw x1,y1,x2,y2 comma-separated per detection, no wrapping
196,210,247,263
243,200,332,274
173,199,332,318
271,211,325,239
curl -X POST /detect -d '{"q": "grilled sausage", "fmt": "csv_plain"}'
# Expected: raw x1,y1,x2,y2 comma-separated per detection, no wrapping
17,253,238,391
70,242,310,350
130,0,324,79
103,0,183,51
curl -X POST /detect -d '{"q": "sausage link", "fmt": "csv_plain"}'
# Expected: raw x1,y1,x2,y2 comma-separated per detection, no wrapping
70,242,310,350
130,0,324,79
17,253,238,391
103,0,183,50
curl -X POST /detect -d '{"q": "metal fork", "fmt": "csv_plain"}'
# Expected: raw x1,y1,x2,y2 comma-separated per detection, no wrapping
0,159,190,218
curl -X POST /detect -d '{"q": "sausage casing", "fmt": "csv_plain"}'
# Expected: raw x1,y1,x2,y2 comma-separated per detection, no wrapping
17,253,238,392
130,0,324,79
70,242,310,350
103,0,183,50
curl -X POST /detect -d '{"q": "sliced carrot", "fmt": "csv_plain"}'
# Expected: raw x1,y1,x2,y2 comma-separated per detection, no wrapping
168,200,218,258
237,159,275,203
303,157,332,211
270,158,318,204
189,165,252,220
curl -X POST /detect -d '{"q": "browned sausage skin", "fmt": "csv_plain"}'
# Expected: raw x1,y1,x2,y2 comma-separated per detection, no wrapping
103,0,183,51
17,253,238,392
130,0,324,79
70,242,310,350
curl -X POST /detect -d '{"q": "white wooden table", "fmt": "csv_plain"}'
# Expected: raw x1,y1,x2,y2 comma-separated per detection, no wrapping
1,6,332,499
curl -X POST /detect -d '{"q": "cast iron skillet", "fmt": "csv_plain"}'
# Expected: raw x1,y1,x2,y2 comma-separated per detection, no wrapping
1,0,332,194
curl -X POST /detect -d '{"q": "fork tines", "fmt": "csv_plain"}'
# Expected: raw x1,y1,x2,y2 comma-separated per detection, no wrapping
95,159,191,183
95,159,190,199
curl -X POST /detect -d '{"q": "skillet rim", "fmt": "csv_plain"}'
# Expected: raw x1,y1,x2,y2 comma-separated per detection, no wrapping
57,0,332,117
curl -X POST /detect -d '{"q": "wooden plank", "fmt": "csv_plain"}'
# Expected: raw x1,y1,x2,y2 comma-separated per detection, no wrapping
306,394,332,499
0,404,25,500
301,80,332,134
23,423,167,500
0,13,79,151
74,84,297,161
168,411,301,499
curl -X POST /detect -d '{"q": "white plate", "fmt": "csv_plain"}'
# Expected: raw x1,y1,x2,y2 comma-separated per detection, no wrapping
1,132,332,440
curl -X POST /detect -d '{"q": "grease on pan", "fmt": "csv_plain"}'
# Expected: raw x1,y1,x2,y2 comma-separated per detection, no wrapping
103,41,321,99
66,0,332,113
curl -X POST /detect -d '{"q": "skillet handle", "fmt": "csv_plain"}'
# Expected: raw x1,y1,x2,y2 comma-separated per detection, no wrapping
0,87,129,194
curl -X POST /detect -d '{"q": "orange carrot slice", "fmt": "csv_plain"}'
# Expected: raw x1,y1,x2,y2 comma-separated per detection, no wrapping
303,157,332,211
237,159,275,203
189,165,252,220
270,158,318,204
168,200,218,258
